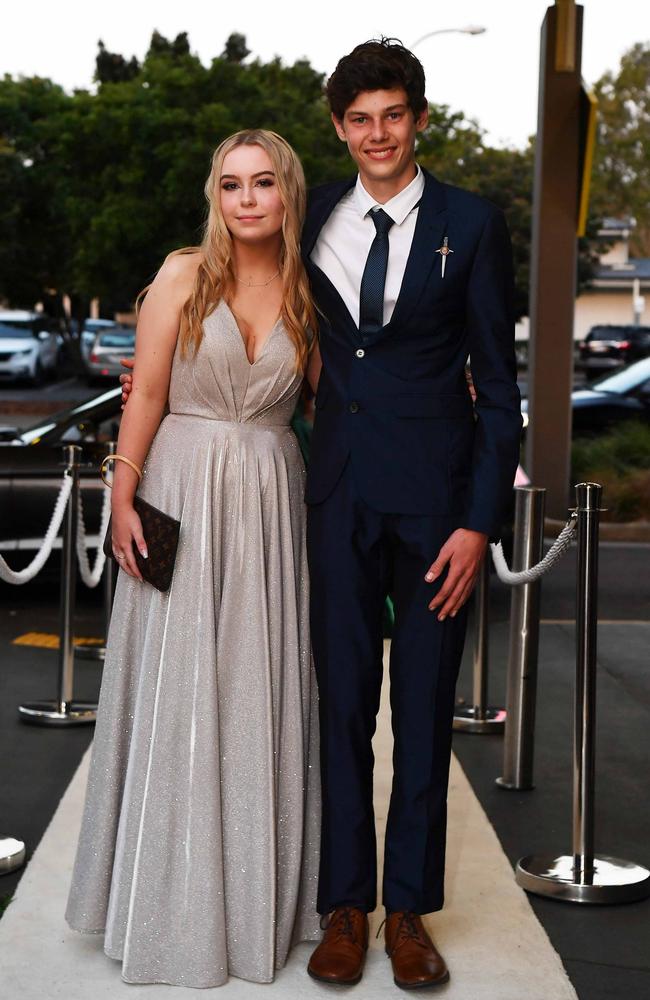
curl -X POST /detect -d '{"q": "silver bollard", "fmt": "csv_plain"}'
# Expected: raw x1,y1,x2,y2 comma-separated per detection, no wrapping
496,487,546,790
0,836,25,875
76,440,117,662
454,556,506,733
19,445,97,726
516,483,650,903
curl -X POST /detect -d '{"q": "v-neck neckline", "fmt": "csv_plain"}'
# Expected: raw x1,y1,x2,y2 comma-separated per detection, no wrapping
220,299,282,367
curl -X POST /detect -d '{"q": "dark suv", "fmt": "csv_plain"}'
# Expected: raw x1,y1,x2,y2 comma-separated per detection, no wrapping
578,324,650,376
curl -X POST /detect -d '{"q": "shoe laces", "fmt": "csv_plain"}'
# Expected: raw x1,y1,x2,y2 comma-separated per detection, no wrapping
387,911,429,953
322,906,359,944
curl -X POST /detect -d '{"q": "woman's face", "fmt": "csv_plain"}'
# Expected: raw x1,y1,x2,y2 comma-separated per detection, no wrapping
219,144,285,246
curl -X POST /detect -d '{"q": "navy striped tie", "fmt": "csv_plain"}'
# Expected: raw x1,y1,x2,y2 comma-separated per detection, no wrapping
359,208,395,339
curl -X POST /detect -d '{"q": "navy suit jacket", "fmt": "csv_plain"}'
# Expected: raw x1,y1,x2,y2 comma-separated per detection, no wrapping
302,167,523,539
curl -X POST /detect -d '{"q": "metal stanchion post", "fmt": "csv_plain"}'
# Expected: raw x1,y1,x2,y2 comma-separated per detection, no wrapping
454,556,506,733
516,483,650,903
0,836,25,874
497,487,546,790
76,441,116,662
19,445,97,726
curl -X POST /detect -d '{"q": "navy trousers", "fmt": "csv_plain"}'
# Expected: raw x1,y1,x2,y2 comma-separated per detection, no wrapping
307,463,469,916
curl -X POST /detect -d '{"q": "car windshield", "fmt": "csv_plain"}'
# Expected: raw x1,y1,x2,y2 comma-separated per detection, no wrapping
589,357,650,393
99,331,135,348
0,323,36,339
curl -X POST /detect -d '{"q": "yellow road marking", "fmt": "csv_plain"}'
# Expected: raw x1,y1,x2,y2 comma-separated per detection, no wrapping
12,632,104,649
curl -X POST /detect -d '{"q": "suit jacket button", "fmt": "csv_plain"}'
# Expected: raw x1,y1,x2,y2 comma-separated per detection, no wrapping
349,401,359,413
356,349,365,358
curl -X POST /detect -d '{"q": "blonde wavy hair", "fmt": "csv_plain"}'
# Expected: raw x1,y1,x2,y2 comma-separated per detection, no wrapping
154,129,316,373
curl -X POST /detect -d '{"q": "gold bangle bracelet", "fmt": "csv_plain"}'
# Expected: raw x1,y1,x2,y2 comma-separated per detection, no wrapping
100,454,143,488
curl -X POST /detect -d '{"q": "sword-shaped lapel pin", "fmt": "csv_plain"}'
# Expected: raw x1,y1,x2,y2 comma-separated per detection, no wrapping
435,235,454,278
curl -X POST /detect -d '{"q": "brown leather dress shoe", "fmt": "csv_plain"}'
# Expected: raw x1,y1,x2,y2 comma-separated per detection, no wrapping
385,911,449,990
307,906,369,986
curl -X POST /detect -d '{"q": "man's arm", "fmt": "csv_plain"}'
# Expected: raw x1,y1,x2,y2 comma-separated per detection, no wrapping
462,207,523,538
424,207,522,620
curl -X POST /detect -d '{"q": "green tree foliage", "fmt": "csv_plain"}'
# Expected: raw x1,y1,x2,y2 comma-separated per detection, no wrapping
95,41,140,85
4,29,616,330
222,33,251,64
590,42,650,256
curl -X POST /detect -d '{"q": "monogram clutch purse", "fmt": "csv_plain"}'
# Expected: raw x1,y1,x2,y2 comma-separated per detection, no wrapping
100,455,180,592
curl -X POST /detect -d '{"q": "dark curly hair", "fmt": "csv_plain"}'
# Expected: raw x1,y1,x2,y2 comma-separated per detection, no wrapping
326,37,427,121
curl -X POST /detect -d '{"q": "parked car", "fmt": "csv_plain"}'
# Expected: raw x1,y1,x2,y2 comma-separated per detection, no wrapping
80,318,120,360
522,357,650,436
0,310,59,384
578,324,650,375
0,387,123,575
86,327,136,384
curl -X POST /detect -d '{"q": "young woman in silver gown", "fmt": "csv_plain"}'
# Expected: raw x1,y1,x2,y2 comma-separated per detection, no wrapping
65,130,322,988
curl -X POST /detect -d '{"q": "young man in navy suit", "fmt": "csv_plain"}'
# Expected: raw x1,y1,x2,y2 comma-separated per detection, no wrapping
304,38,522,989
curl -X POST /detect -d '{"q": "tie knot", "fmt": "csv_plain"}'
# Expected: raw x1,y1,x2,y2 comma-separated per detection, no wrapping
369,208,394,237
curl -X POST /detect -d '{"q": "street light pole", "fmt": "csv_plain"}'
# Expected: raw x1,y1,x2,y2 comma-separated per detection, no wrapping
411,26,486,49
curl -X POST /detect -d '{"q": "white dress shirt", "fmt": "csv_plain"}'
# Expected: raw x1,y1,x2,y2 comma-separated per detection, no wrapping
310,165,424,327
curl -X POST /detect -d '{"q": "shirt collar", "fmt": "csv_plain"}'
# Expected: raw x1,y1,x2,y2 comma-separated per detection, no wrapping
353,164,424,226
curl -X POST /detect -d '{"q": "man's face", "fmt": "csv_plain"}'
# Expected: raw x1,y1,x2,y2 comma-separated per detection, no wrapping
332,88,428,187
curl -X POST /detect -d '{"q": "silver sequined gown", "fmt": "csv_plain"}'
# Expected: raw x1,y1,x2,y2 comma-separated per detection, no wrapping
65,300,321,987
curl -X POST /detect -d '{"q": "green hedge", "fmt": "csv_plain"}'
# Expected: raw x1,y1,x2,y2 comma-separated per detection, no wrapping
571,421,650,521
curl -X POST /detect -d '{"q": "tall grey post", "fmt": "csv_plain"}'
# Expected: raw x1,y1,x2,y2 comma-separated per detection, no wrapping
19,445,97,726
497,487,546,790
515,483,650,903
453,557,506,733
526,1,583,519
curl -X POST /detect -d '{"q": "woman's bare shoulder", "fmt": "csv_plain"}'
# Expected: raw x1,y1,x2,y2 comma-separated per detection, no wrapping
144,251,203,311
157,249,203,284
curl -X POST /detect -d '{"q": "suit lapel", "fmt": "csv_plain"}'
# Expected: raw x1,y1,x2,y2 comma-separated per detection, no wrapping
303,169,449,346
365,169,448,344
302,177,356,257
303,177,360,340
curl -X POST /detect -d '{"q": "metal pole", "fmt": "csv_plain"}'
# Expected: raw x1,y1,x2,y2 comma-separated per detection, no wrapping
516,483,650,903
454,557,506,733
58,443,79,710
0,836,25,874
574,481,598,875
19,445,97,726
76,440,117,662
497,487,546,790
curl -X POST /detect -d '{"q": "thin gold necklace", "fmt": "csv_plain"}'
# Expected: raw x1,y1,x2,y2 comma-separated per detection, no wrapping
235,270,280,288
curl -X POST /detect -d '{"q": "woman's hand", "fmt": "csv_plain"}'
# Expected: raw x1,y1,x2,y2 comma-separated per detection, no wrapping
111,502,147,581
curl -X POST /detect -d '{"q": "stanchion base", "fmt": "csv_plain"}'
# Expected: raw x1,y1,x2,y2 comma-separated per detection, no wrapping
18,701,97,727
516,853,650,904
74,645,106,661
453,705,506,733
0,836,26,874
495,776,535,791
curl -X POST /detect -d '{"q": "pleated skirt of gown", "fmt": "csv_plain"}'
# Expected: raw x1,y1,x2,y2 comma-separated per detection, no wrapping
65,307,321,987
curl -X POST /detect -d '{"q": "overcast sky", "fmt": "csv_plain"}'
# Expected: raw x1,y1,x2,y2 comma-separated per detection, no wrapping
2,0,647,148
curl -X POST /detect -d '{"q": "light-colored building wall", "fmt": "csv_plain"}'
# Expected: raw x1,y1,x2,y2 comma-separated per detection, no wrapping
574,289,650,340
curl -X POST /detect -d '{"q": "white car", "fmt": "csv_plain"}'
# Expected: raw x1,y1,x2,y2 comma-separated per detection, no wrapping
0,310,59,383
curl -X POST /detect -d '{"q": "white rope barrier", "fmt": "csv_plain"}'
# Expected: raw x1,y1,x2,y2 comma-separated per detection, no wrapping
76,483,111,589
490,512,578,586
0,473,73,585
